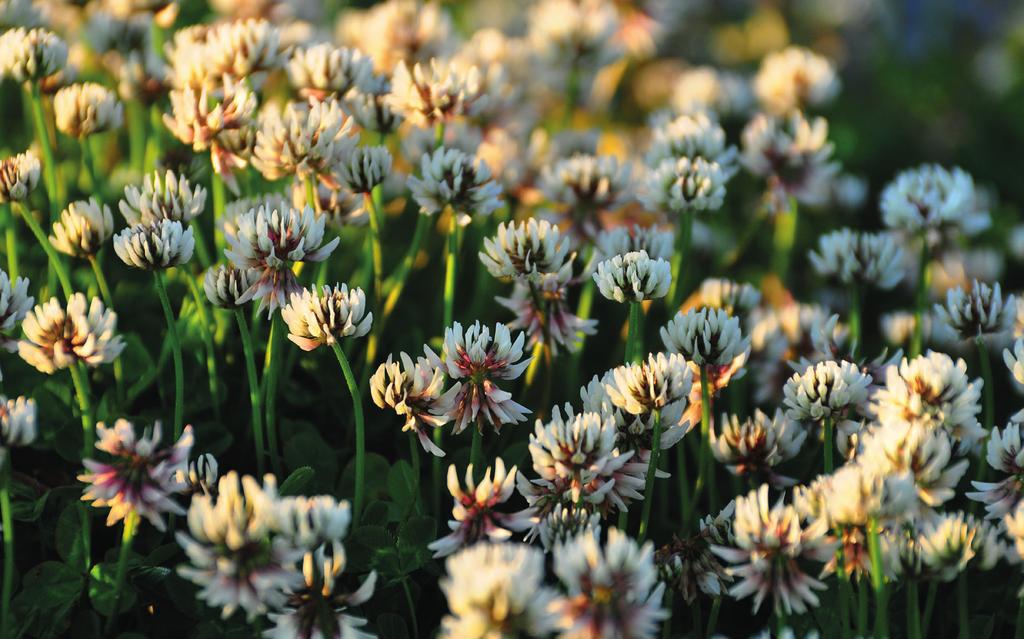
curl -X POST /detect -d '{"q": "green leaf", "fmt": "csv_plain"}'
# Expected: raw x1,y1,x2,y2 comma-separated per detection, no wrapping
55,502,86,568
361,500,392,526
387,460,415,507
88,562,137,616
279,466,315,496
376,613,409,639
10,481,48,522
398,516,436,548
283,432,337,491
12,560,83,636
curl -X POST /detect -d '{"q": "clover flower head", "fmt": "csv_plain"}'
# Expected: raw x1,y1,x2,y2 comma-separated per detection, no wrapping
286,43,373,100
497,270,597,356
553,528,667,639
661,307,750,367
646,110,739,172
178,453,219,498
429,320,531,434
224,200,339,314
336,145,391,194
388,57,489,126
809,228,906,290
536,503,602,551
370,352,450,457
480,217,571,282
934,280,1016,340
656,502,735,604
0,27,67,83
253,97,357,186
594,250,671,303
711,485,836,615
783,359,871,423
1005,339,1024,387
19,294,125,374
115,49,168,105
595,224,674,262
1004,502,1024,570
671,66,752,117
967,418,1024,519
176,472,305,620
344,72,403,135
697,278,762,317
114,218,195,270
204,18,287,89
754,46,839,115
0,270,33,355
0,395,36,450
275,495,351,551
916,511,1002,581
0,150,40,203
640,156,727,213
120,169,207,226
429,458,532,558
50,198,115,258
281,283,372,351
823,462,918,527
527,0,620,78
202,265,259,309
53,82,123,138
79,420,193,530
870,351,984,454
604,352,693,426
440,542,562,639
540,153,632,212
408,146,502,222
741,111,838,206
881,164,988,236
712,409,806,487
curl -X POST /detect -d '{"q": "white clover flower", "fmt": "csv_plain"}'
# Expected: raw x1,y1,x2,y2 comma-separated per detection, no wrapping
388,58,488,127
881,164,988,236
344,72,403,135
595,224,674,262
115,49,167,105
754,46,839,115
870,351,984,454
53,82,123,138
428,321,531,435
934,281,1016,340
741,111,838,207
916,512,1001,582
274,495,351,551
253,98,357,186
479,218,571,282
119,169,207,226
0,27,67,83
0,270,33,357
967,418,1024,519
712,409,806,487
671,66,752,117
178,453,219,498
646,110,739,173
540,154,632,213
429,459,532,558
661,307,750,368
286,43,373,100
0,395,36,449
408,146,502,223
640,156,727,213
783,360,872,423
527,0,619,83
822,463,918,527
203,18,287,89
50,198,114,258
711,486,835,616
1006,339,1024,386
1004,502,1024,568
535,504,602,552
655,502,735,604
337,0,454,74
203,265,259,309
224,201,339,314
808,228,906,290
370,352,450,457
603,352,693,427
497,271,597,356
0,149,40,202
336,145,391,194
553,528,666,639
176,472,304,620
281,284,372,352
19,294,125,374
79,420,193,531
697,278,762,317
858,422,969,518
440,542,561,639
593,250,671,303
0,0,44,30
113,219,195,270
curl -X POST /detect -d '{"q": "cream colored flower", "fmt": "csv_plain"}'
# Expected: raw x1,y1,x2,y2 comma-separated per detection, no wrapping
370,352,450,457
54,82,123,138
408,147,502,223
783,360,871,423
0,27,67,83
19,294,125,373
661,307,750,367
934,280,1016,340
671,66,752,117
593,250,671,303
281,284,372,351
50,198,114,258
113,219,194,270
202,265,259,309
741,111,838,207
479,218,571,283
119,169,207,226
335,145,391,194
881,164,988,236
287,43,372,100
697,278,762,317
640,156,727,213
754,46,839,115
0,270,32,358
712,410,805,486
0,394,36,450
595,224,673,262
203,18,287,89
344,72,402,135
0,149,40,203
808,229,905,290
388,58,488,127
646,110,738,173
540,154,632,212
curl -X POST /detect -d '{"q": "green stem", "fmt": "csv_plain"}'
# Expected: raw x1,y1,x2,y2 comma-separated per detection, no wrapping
693,366,713,518
637,410,662,542
921,581,937,638
186,275,221,422
12,202,73,299
836,546,853,639
849,285,862,360
1014,596,1024,639
103,511,138,636
626,301,642,364
957,572,970,639
469,425,484,483
89,255,125,409
263,314,284,477
401,578,420,639
2,204,17,280
676,445,691,531
235,310,265,477
331,342,365,524
364,192,384,307
80,136,100,198
772,196,798,285
381,213,430,319
0,462,14,639
907,579,922,639
153,272,184,438
823,415,834,474
868,517,888,639
910,236,930,358
28,83,59,221
211,170,227,259
975,336,994,432
705,596,721,639
68,362,94,457
407,432,421,513
857,577,869,636
442,213,459,331
304,176,319,213
433,122,446,150
668,212,694,310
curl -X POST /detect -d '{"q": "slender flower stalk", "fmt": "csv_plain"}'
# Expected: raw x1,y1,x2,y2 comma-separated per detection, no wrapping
263,314,285,477
211,170,227,256
153,272,184,438
86,256,125,407
975,336,994,434
443,213,458,331
772,196,798,284
235,309,265,476
68,363,95,456
28,84,59,222
331,342,366,524
911,238,930,357
823,415,835,473
637,409,662,542
382,213,430,318
867,517,888,638
185,276,221,422
668,213,693,309
2,205,16,280
12,201,72,298
696,366,714,515
0,458,13,639
626,301,643,364
907,578,922,639
104,510,139,635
